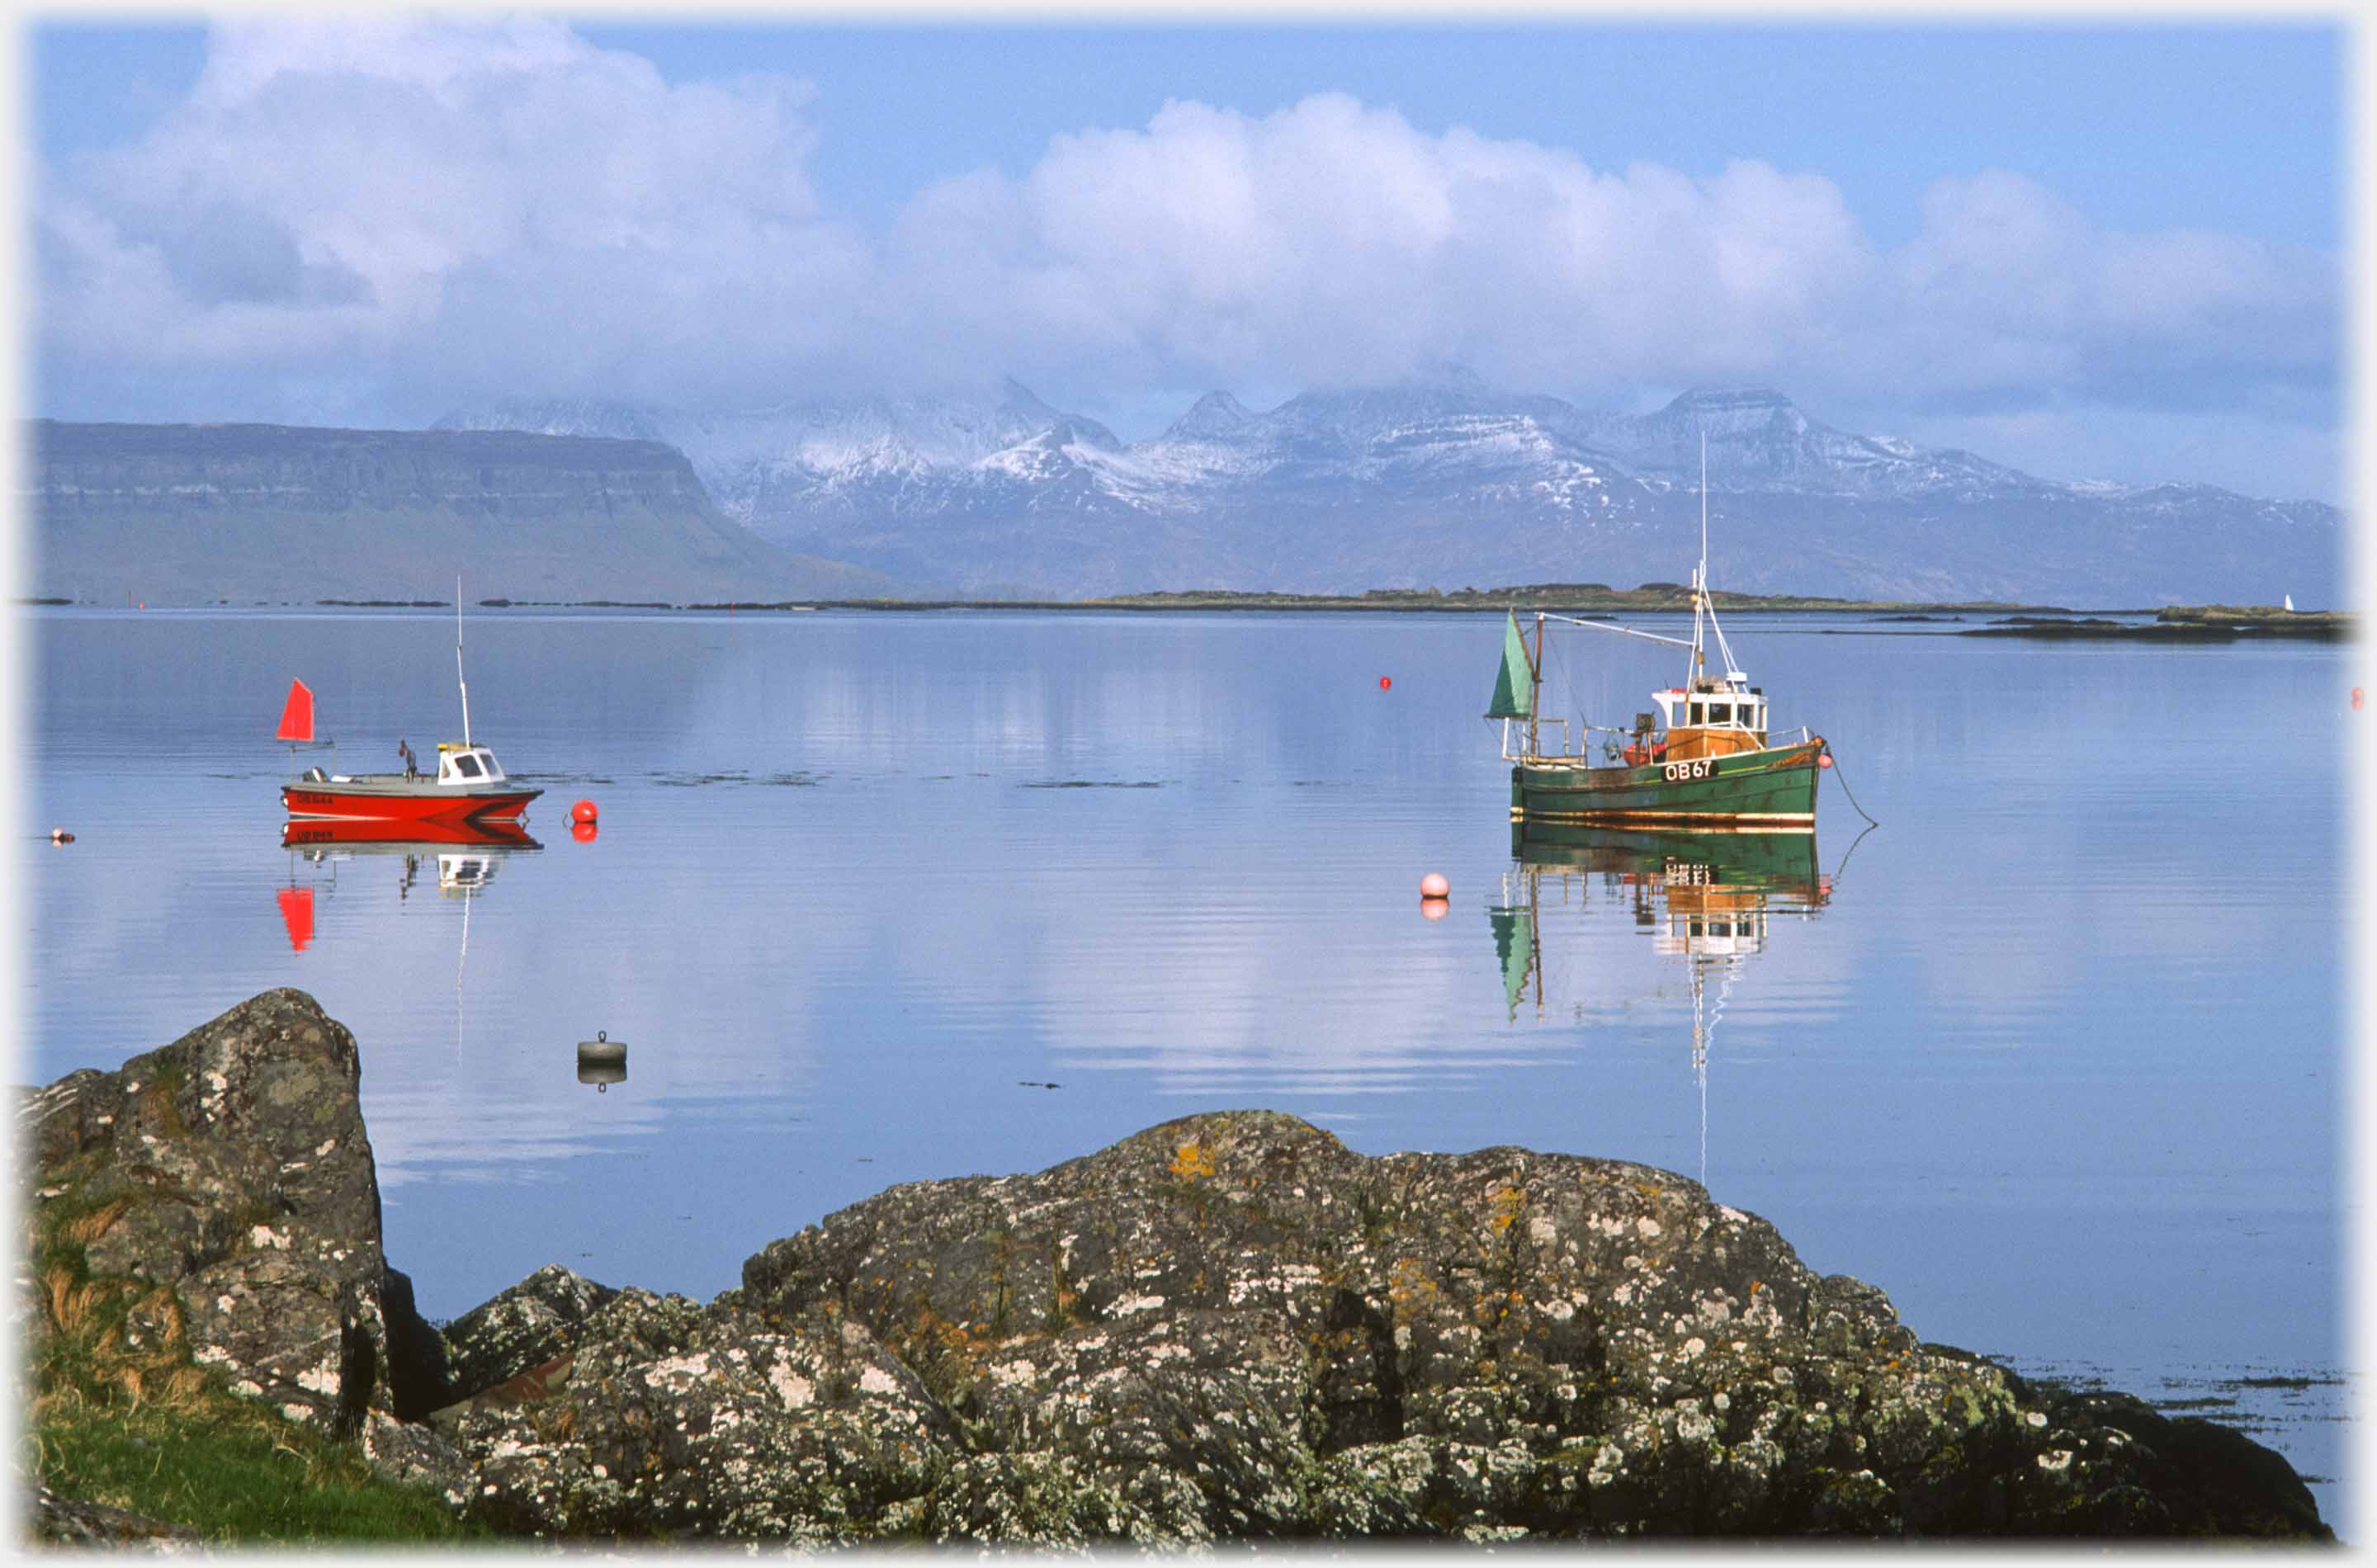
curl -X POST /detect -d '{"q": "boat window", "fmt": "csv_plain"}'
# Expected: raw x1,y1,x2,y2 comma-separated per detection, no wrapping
452,754,483,779
1688,702,1704,725
1708,703,1732,725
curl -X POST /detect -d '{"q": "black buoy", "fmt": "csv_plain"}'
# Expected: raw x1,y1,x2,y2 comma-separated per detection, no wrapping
578,1030,626,1091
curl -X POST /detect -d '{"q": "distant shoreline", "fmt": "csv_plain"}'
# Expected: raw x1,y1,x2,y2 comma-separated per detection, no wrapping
15,588,2352,639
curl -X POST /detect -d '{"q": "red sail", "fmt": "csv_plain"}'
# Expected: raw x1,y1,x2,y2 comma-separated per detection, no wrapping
276,886,315,952
276,679,314,742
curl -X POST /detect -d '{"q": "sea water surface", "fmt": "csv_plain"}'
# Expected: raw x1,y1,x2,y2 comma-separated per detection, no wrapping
24,606,2353,1531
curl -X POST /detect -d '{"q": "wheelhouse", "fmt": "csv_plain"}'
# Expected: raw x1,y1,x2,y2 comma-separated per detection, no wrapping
436,743,510,785
1652,678,1767,739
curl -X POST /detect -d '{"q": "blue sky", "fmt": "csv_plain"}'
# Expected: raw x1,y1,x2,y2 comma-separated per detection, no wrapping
27,17,2346,500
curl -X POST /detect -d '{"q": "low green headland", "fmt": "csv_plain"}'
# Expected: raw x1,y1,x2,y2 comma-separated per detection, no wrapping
1965,605,2351,642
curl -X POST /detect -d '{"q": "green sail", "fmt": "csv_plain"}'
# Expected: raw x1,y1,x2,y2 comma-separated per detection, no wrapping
1490,906,1534,1013
1486,612,1533,719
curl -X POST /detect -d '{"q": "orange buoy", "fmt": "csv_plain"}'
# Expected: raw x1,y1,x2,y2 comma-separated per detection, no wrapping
571,799,598,824
1420,872,1449,899
2356,687,2365,711
571,819,598,843
1818,753,1834,769
1420,896,1449,921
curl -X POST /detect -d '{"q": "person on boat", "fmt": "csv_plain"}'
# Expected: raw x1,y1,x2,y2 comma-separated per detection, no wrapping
399,739,418,778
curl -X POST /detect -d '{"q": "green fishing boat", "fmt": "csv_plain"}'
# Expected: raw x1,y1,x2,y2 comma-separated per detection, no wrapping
1488,439,1831,832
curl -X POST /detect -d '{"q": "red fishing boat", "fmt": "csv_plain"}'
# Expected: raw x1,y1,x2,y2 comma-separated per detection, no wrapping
276,597,542,826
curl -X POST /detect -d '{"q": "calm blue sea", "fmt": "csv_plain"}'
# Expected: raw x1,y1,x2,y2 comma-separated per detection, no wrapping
21,606,2354,1531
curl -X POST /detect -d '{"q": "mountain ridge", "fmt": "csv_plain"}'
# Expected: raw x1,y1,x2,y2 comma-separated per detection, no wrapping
25,419,918,606
438,380,2338,607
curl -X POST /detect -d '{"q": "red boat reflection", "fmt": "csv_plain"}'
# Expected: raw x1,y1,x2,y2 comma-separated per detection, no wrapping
280,818,541,852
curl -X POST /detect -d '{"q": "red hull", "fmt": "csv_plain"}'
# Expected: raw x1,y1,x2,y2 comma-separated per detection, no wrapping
281,785,539,825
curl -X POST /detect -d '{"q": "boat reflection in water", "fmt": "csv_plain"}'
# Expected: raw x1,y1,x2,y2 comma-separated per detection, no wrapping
280,815,541,902
1493,825,1835,1180
276,817,542,1059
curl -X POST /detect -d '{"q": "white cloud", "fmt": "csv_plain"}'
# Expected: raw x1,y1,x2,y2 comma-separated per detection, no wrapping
33,18,2337,454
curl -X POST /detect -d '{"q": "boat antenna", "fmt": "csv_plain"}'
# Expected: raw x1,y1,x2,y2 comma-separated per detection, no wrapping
455,576,473,748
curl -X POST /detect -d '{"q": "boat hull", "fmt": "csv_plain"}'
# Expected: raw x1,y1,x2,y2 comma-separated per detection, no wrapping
281,776,541,825
1511,737,1822,830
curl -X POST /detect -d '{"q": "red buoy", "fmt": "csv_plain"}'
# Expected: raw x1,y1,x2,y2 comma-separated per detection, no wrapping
571,819,598,843
571,799,598,824
1379,676,1392,691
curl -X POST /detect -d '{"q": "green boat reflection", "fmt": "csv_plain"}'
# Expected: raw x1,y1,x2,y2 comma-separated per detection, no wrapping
1492,826,1836,1179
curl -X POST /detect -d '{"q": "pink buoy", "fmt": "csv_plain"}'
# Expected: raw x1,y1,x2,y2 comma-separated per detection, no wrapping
1419,872,1449,899
2356,687,2365,711
571,798,598,824
1420,896,1449,921
1818,754,1834,769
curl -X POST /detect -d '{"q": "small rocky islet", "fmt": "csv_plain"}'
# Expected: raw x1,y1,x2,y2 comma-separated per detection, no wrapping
22,989,2331,1542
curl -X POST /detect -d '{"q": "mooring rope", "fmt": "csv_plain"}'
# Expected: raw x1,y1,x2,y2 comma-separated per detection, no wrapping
1825,744,1882,829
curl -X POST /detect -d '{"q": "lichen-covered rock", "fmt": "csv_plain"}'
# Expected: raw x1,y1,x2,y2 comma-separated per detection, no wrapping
439,1262,620,1405
31,1485,204,1548
23,990,400,1433
432,1287,962,1539
21,1042,2331,1545
725,1110,2327,1541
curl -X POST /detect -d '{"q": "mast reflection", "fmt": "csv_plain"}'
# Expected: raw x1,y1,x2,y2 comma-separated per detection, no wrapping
1495,826,1833,1181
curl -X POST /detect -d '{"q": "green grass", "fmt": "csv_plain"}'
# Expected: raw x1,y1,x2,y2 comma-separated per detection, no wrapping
28,1180,494,1544
33,1392,489,1543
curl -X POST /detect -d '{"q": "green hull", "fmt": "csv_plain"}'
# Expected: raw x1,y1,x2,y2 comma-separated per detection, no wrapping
1510,738,1823,829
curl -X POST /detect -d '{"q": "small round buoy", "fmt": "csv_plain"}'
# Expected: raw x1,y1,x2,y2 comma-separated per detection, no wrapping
2356,687,2365,711
1379,676,1392,691
571,819,598,843
571,798,598,824
1420,896,1449,922
1818,753,1834,769
1420,871,1449,899
50,828,73,845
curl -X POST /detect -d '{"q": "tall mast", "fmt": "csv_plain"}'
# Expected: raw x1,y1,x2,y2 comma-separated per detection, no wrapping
455,576,473,747
1692,430,1708,682
1529,612,1545,759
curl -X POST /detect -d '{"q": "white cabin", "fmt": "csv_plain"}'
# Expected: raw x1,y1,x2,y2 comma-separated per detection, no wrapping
436,743,509,785
1652,678,1767,736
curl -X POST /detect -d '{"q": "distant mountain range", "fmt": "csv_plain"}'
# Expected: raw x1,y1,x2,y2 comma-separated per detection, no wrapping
26,421,912,606
436,380,2344,607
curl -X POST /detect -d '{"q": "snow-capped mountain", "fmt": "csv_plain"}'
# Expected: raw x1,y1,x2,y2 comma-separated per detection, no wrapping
436,381,2343,606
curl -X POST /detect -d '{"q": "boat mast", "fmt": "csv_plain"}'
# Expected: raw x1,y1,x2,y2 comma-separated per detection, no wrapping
1529,613,1545,759
1691,431,1708,685
455,576,473,748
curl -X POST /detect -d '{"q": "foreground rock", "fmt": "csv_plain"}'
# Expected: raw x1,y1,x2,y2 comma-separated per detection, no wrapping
22,989,458,1481
26,993,2329,1542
